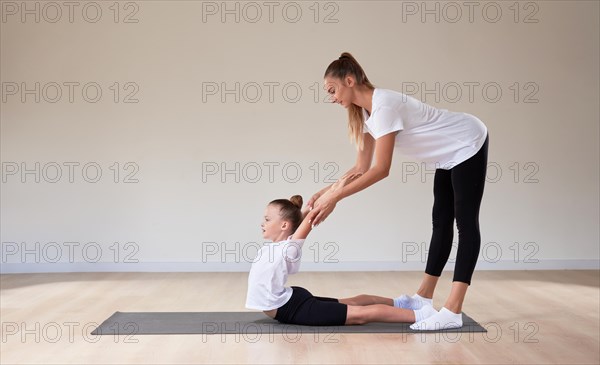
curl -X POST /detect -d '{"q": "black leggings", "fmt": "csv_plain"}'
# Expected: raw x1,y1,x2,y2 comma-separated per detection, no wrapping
425,134,489,285
274,286,348,326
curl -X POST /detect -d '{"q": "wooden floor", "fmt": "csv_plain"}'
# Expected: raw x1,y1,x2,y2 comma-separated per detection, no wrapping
1,270,598,364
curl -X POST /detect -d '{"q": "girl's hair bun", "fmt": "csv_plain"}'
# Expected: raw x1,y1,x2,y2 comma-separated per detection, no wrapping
289,195,303,209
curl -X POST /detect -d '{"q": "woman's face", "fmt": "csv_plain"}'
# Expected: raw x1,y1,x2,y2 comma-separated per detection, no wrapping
261,204,287,241
323,75,354,108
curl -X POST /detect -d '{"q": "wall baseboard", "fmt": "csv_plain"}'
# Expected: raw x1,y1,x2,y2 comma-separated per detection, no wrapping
1,260,598,274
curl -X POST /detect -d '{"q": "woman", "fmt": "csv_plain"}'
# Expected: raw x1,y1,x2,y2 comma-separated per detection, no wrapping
307,52,489,330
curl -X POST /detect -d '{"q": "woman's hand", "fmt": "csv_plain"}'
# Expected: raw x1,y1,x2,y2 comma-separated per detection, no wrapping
309,173,362,226
309,191,338,227
307,172,362,210
332,172,362,191
306,191,323,211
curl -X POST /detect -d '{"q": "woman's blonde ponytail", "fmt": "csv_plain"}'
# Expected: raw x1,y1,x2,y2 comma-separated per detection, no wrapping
324,52,375,150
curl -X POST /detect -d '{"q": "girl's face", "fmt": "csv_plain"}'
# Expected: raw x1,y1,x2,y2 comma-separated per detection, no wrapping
261,204,289,241
324,75,355,108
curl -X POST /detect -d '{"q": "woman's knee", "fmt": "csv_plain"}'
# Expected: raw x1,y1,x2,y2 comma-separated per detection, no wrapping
432,218,454,232
455,219,481,240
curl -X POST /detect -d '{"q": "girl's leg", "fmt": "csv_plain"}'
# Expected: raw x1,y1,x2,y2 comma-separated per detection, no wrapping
292,293,438,326
345,305,438,325
339,294,393,306
346,305,414,324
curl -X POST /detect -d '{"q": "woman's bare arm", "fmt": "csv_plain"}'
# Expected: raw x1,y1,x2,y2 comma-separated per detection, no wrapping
307,133,376,209
353,132,376,174
310,131,397,225
336,132,396,200
293,173,363,240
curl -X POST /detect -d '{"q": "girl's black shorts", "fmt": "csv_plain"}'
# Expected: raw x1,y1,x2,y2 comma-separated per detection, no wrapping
274,286,347,326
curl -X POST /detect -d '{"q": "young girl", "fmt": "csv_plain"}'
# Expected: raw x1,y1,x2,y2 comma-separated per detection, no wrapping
245,175,438,326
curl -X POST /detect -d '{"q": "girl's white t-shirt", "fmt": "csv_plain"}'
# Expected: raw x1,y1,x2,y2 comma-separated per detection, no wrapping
363,88,488,170
245,236,304,311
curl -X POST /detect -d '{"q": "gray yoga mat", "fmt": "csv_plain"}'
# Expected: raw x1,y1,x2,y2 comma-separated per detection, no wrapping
91,311,487,335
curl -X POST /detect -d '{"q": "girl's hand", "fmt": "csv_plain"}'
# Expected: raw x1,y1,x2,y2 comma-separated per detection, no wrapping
301,202,312,219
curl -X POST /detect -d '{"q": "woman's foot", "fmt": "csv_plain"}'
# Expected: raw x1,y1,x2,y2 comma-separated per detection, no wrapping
413,305,438,322
410,307,462,331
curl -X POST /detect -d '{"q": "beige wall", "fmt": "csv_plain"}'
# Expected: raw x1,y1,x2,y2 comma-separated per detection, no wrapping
1,1,598,272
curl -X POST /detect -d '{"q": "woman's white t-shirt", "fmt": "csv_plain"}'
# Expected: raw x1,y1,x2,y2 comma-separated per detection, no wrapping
363,88,488,170
245,236,304,311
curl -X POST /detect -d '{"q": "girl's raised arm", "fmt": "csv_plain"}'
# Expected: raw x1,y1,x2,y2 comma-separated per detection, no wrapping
291,209,317,241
